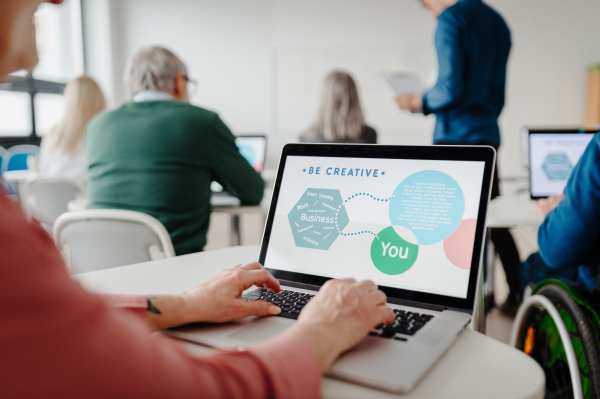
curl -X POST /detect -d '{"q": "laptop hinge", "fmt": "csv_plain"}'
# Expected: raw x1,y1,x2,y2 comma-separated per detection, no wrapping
387,298,472,314
387,298,445,312
280,280,322,292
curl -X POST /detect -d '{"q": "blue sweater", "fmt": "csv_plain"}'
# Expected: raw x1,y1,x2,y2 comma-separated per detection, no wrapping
423,0,511,145
538,133,600,292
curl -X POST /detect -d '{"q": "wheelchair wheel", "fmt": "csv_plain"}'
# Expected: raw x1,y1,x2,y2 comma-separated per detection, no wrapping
514,284,600,399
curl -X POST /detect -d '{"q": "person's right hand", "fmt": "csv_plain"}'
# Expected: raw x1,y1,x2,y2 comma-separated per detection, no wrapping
285,279,395,372
534,194,564,218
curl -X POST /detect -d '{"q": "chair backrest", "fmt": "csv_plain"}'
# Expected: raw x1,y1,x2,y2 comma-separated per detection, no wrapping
54,209,176,274
22,175,86,226
2,145,40,174
0,146,7,175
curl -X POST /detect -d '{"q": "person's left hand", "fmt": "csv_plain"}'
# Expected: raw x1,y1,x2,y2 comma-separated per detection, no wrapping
396,94,422,112
144,262,282,330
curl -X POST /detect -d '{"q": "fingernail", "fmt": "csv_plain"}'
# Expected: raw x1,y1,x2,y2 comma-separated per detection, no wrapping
269,306,282,315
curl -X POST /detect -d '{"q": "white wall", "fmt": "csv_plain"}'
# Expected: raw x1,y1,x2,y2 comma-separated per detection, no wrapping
84,0,600,178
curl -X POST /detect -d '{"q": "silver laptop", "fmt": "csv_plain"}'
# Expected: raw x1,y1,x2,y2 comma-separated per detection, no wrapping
526,128,597,200
170,143,495,393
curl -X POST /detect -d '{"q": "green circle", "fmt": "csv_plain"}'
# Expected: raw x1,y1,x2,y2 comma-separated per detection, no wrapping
371,227,419,275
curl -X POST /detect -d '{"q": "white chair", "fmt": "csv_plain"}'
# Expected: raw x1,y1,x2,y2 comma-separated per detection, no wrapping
21,175,86,228
1,144,40,174
0,146,7,176
54,209,176,274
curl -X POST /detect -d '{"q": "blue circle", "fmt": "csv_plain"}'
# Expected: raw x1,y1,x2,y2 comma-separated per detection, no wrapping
388,170,465,245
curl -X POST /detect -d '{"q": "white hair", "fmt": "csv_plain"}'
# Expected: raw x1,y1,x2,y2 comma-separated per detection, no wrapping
124,46,188,97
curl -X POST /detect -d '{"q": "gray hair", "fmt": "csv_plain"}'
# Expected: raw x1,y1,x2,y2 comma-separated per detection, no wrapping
301,71,365,143
124,46,188,97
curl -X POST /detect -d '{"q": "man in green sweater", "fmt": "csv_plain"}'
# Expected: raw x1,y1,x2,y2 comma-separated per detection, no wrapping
86,46,264,255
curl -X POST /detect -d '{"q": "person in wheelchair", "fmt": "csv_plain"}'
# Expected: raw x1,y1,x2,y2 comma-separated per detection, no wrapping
520,132,600,299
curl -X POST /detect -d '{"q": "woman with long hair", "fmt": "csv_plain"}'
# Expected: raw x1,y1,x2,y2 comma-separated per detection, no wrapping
301,71,377,144
39,75,106,182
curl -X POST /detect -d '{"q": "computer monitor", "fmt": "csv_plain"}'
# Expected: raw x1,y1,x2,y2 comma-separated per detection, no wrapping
236,134,267,173
528,128,598,199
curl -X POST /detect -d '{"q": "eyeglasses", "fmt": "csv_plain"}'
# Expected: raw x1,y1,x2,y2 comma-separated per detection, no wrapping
184,75,198,96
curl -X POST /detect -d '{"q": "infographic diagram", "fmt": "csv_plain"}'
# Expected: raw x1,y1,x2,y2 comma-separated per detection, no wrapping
286,170,476,276
287,188,349,250
542,153,573,181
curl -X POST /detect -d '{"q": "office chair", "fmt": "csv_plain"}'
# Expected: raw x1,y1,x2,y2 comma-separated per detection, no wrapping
1,144,39,174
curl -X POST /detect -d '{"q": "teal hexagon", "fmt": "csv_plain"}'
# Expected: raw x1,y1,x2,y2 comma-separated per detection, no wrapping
542,153,573,181
287,188,349,250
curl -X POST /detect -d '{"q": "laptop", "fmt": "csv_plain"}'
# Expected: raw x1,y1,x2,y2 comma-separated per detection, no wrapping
170,143,496,393
211,134,268,207
527,128,598,200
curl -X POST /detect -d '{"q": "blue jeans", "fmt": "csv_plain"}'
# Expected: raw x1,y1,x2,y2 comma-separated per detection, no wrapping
520,252,587,296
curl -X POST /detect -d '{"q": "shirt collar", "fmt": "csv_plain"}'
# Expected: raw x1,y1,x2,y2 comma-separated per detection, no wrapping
132,90,174,102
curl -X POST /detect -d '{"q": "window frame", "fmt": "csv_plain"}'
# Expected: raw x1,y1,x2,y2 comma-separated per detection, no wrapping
0,75,66,149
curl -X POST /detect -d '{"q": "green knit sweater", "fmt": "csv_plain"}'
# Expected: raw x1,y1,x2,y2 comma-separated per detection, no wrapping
85,100,264,255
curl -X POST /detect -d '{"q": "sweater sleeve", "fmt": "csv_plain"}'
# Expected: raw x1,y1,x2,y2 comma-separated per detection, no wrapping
204,113,265,205
537,135,600,270
102,294,148,318
422,10,465,115
0,194,321,399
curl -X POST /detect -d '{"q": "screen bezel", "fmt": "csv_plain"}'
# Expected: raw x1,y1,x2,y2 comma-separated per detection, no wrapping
527,129,598,200
258,144,496,313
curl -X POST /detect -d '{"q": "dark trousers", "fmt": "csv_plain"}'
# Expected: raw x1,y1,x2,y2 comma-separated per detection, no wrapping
437,142,522,300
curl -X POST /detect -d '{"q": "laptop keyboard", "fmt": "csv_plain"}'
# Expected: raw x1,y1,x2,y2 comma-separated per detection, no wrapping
370,309,434,340
244,288,434,338
246,288,315,319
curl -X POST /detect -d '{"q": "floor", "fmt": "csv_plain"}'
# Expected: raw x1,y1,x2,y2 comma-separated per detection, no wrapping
205,211,541,346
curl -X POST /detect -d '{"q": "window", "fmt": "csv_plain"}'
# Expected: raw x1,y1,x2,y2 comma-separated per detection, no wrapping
0,0,83,146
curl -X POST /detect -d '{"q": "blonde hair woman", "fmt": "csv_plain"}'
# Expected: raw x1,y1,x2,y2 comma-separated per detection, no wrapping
301,71,377,144
39,75,106,182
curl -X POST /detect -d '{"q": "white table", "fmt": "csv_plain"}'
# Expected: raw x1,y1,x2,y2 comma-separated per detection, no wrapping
2,169,33,203
481,195,543,320
2,169,32,183
74,245,545,399
487,195,543,228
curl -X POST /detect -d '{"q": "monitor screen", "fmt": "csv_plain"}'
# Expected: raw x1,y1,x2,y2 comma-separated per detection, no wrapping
529,132,596,199
236,136,266,173
263,155,486,299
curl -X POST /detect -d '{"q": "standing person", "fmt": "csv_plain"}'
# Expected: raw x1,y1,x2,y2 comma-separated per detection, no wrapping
39,75,106,184
301,71,377,144
0,2,395,397
396,0,521,312
86,46,265,256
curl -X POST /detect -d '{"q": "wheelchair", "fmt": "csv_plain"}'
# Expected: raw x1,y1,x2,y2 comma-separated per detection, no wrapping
510,278,600,399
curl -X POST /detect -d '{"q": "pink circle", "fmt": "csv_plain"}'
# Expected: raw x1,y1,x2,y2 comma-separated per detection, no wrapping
443,219,477,270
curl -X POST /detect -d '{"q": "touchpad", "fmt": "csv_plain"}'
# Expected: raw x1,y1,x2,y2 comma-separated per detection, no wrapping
228,317,292,343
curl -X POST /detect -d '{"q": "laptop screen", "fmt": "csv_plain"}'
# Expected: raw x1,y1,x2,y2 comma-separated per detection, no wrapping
236,135,267,173
529,131,596,199
262,152,487,300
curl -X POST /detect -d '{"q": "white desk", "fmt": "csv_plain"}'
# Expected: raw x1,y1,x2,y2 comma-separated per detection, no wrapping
2,169,32,183
482,195,543,315
487,195,543,228
74,245,545,399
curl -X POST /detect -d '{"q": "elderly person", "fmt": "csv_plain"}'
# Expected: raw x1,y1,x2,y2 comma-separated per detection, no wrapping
0,2,395,397
86,46,264,255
